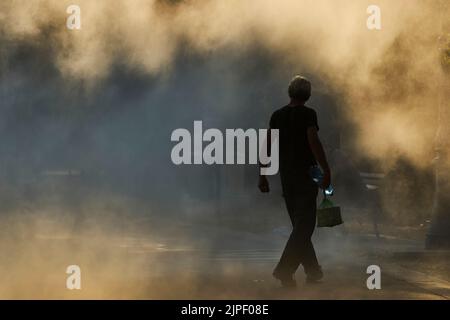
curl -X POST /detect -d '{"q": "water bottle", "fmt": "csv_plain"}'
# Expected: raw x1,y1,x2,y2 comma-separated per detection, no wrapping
310,165,334,196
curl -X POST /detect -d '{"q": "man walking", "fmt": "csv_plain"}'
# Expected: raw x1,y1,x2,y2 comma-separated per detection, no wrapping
259,76,331,287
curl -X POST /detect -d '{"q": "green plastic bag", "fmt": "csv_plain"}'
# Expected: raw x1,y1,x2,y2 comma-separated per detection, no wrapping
317,193,343,228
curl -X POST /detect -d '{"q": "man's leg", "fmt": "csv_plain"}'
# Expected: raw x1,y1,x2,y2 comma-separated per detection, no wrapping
273,194,303,276
298,190,320,276
274,186,319,278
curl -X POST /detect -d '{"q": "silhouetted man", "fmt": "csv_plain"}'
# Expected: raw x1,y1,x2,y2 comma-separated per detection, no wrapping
259,76,331,287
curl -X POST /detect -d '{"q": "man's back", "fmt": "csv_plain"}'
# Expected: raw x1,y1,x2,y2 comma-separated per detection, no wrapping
270,105,319,174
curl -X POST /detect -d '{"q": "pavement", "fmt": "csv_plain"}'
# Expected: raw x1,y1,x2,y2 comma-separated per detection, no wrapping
1,213,448,300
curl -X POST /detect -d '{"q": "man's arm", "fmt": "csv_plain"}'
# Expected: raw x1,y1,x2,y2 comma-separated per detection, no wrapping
307,127,331,188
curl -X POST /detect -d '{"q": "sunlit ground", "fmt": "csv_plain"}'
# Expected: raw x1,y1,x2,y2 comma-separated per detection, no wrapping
0,199,448,300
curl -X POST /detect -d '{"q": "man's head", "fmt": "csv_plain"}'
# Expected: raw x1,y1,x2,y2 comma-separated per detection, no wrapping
288,75,311,101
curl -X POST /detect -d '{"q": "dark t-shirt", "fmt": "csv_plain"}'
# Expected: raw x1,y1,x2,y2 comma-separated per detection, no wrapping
270,105,319,176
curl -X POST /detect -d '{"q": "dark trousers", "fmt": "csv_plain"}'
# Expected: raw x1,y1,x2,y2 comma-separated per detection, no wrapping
275,174,320,276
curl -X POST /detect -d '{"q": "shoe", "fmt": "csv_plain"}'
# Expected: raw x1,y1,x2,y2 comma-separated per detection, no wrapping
305,266,323,283
273,270,297,288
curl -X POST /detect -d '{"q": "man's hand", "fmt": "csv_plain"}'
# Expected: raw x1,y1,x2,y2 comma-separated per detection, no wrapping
258,176,270,193
321,169,331,189
307,127,332,190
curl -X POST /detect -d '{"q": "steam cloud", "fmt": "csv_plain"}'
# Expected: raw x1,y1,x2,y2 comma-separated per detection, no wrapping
0,0,447,165
0,0,448,298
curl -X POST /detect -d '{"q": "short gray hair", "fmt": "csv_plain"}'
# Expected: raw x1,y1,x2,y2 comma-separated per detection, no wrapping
288,75,311,101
